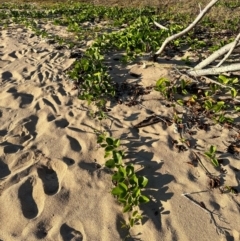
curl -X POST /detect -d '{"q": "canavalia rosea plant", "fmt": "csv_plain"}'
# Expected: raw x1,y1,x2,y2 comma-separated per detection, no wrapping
97,132,149,229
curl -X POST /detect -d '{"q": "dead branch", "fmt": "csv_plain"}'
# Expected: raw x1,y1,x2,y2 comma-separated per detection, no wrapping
182,193,226,234
154,21,168,30
154,0,220,57
198,3,202,13
193,40,240,70
182,193,210,214
216,33,240,67
187,63,240,77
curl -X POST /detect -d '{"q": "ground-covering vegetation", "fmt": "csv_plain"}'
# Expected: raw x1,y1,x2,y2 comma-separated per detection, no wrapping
0,0,239,233
96,132,149,229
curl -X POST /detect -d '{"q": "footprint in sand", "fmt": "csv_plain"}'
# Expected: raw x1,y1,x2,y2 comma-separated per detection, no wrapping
1,71,13,82
11,151,35,173
42,98,58,113
6,122,34,146
8,49,29,60
0,129,8,139
55,118,69,129
51,94,62,105
37,159,68,195
1,152,68,219
3,143,23,154
47,113,56,122
0,157,11,179
66,135,82,152
60,223,83,241
0,151,36,195
6,87,34,108
18,175,45,219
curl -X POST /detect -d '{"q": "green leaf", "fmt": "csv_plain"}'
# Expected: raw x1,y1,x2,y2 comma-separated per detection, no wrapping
204,152,212,158
111,187,123,196
106,137,114,145
226,117,233,123
105,159,115,168
104,151,112,158
138,176,148,188
212,158,219,167
218,75,229,84
132,187,141,198
111,182,127,196
231,88,237,98
113,151,122,165
156,77,169,87
118,166,127,178
127,195,133,204
105,145,115,152
97,136,104,144
138,195,150,203
126,165,134,177
181,79,186,89
129,174,138,186
118,198,127,205
123,204,132,213
113,139,120,147
177,99,184,106
172,86,177,94
133,198,139,206
210,145,216,154
130,218,134,227
118,150,124,158
205,100,212,109
232,78,238,84
213,101,225,112
234,106,240,111
132,210,139,217
112,171,124,182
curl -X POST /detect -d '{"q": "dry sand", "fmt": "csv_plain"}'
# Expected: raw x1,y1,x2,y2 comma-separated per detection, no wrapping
0,24,240,241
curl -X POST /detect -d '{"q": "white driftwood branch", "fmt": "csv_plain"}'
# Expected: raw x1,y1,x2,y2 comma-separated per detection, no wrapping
155,0,220,56
216,33,240,67
194,40,240,70
188,63,240,76
154,21,168,30
198,3,202,13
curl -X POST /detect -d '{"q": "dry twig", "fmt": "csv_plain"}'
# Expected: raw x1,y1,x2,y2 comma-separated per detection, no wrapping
153,21,168,30
182,193,227,234
216,33,240,67
154,0,219,57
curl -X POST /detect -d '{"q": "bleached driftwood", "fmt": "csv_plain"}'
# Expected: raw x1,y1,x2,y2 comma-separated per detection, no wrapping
216,32,240,67
154,21,168,30
198,3,202,13
188,63,240,77
188,32,240,76
154,0,240,77
154,0,220,57
193,40,240,70
190,33,240,76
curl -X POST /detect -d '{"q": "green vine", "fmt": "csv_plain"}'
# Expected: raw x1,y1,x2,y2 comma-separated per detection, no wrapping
96,132,149,229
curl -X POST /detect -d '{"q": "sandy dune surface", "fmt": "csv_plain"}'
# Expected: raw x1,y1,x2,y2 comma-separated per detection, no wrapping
0,24,240,241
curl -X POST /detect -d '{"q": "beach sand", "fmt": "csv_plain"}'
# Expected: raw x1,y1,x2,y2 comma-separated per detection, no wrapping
0,23,240,241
